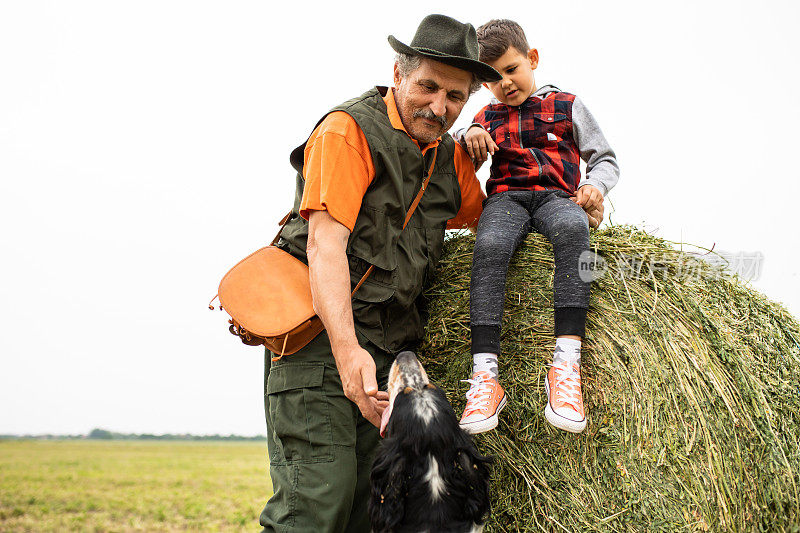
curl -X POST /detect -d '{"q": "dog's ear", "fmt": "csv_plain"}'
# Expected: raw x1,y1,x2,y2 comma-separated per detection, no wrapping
452,430,493,524
369,440,407,533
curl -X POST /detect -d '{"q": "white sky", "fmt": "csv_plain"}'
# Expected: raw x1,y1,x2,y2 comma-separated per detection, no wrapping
1,1,798,436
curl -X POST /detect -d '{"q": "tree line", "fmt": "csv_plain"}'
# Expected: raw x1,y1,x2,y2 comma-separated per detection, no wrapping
0,428,265,441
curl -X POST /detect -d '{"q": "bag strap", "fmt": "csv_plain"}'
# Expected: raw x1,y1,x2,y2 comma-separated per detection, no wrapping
273,145,439,297
403,145,439,229
271,211,293,246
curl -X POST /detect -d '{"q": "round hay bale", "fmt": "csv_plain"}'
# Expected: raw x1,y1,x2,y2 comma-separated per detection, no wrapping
419,226,800,532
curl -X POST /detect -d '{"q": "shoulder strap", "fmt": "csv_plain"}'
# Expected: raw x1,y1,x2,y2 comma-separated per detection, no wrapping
270,211,294,246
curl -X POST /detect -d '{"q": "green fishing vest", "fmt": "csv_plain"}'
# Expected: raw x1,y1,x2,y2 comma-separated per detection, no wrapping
278,86,462,353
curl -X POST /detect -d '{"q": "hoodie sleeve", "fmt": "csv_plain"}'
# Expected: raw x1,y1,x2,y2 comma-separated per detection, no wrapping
572,96,619,196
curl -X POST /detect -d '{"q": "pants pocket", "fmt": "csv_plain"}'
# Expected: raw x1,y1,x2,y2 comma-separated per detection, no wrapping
267,362,334,463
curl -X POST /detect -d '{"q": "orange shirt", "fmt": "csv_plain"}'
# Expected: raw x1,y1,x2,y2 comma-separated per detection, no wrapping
299,88,485,231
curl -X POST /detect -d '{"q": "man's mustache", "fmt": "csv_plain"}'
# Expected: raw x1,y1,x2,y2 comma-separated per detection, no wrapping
413,108,447,128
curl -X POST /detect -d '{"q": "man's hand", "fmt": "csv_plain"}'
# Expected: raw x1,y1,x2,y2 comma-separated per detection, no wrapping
464,125,498,164
331,344,389,427
570,184,605,228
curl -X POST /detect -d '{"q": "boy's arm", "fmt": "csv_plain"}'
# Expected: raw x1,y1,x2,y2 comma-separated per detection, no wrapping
453,122,487,143
572,96,620,196
453,109,494,169
453,108,491,143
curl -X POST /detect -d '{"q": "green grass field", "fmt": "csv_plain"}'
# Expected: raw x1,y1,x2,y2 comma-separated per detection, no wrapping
0,440,273,532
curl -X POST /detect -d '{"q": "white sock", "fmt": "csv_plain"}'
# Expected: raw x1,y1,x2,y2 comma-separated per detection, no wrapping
472,353,498,378
554,338,581,365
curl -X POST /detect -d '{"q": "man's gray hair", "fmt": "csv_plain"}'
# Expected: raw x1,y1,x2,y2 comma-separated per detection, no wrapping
395,53,482,95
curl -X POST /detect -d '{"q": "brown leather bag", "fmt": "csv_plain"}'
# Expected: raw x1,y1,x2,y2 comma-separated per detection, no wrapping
212,212,374,359
212,147,438,360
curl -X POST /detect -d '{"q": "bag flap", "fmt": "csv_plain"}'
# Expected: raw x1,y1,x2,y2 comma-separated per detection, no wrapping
219,246,316,337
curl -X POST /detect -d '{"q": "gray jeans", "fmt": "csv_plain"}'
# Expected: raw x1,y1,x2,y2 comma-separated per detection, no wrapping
470,190,590,354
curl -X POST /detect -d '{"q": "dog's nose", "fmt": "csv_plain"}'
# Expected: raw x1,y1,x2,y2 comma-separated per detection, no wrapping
396,351,418,366
392,351,429,390
395,351,423,379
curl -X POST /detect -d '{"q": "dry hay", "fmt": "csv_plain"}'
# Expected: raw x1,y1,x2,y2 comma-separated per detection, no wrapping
419,225,800,532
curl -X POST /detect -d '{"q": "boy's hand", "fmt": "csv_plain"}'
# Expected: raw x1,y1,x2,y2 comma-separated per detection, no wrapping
464,125,498,164
574,184,603,212
571,184,605,228
585,202,604,228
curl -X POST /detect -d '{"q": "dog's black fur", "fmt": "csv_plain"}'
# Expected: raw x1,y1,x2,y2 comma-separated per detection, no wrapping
369,380,492,532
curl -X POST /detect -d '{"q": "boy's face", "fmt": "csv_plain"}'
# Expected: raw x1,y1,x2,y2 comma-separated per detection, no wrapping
484,47,539,107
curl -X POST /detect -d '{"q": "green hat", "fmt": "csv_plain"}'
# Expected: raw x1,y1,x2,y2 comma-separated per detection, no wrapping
388,14,502,83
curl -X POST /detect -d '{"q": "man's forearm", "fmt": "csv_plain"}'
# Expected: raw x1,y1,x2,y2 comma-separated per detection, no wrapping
307,213,359,354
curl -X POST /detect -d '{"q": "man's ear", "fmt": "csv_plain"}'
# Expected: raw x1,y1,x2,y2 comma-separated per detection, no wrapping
528,48,540,70
393,62,402,89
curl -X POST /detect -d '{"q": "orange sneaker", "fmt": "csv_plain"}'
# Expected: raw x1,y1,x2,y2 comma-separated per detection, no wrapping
459,371,507,434
544,356,586,433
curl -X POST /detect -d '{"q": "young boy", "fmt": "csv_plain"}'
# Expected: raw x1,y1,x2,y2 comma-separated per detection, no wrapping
457,19,619,434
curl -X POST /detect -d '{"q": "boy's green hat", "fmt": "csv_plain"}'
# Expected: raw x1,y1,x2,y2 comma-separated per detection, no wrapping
388,14,502,83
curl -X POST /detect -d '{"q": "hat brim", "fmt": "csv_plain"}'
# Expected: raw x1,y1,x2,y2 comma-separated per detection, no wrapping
388,35,502,83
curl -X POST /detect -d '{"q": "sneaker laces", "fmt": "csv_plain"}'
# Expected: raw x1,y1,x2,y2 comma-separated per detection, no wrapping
461,373,494,415
549,356,582,411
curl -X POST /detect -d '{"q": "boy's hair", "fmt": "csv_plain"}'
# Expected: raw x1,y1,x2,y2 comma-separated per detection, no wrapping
476,19,530,63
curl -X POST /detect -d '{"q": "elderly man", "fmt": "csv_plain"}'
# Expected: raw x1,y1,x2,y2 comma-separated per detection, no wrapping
260,14,602,533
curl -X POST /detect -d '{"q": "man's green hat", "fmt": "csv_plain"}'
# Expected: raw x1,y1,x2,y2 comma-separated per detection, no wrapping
388,14,502,83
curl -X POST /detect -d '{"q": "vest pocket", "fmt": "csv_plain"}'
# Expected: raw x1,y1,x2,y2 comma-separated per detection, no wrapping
348,206,398,272
424,226,447,284
349,255,395,287
352,282,396,328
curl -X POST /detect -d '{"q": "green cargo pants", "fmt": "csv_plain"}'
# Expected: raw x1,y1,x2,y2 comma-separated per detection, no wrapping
259,330,393,533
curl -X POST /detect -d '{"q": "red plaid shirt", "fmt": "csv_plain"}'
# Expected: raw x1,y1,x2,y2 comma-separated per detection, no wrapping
474,91,581,196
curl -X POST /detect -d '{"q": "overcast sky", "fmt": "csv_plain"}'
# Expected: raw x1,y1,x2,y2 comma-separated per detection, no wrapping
1,1,798,436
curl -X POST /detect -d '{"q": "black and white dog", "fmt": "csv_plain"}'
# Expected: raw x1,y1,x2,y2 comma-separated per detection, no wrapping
369,351,492,533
